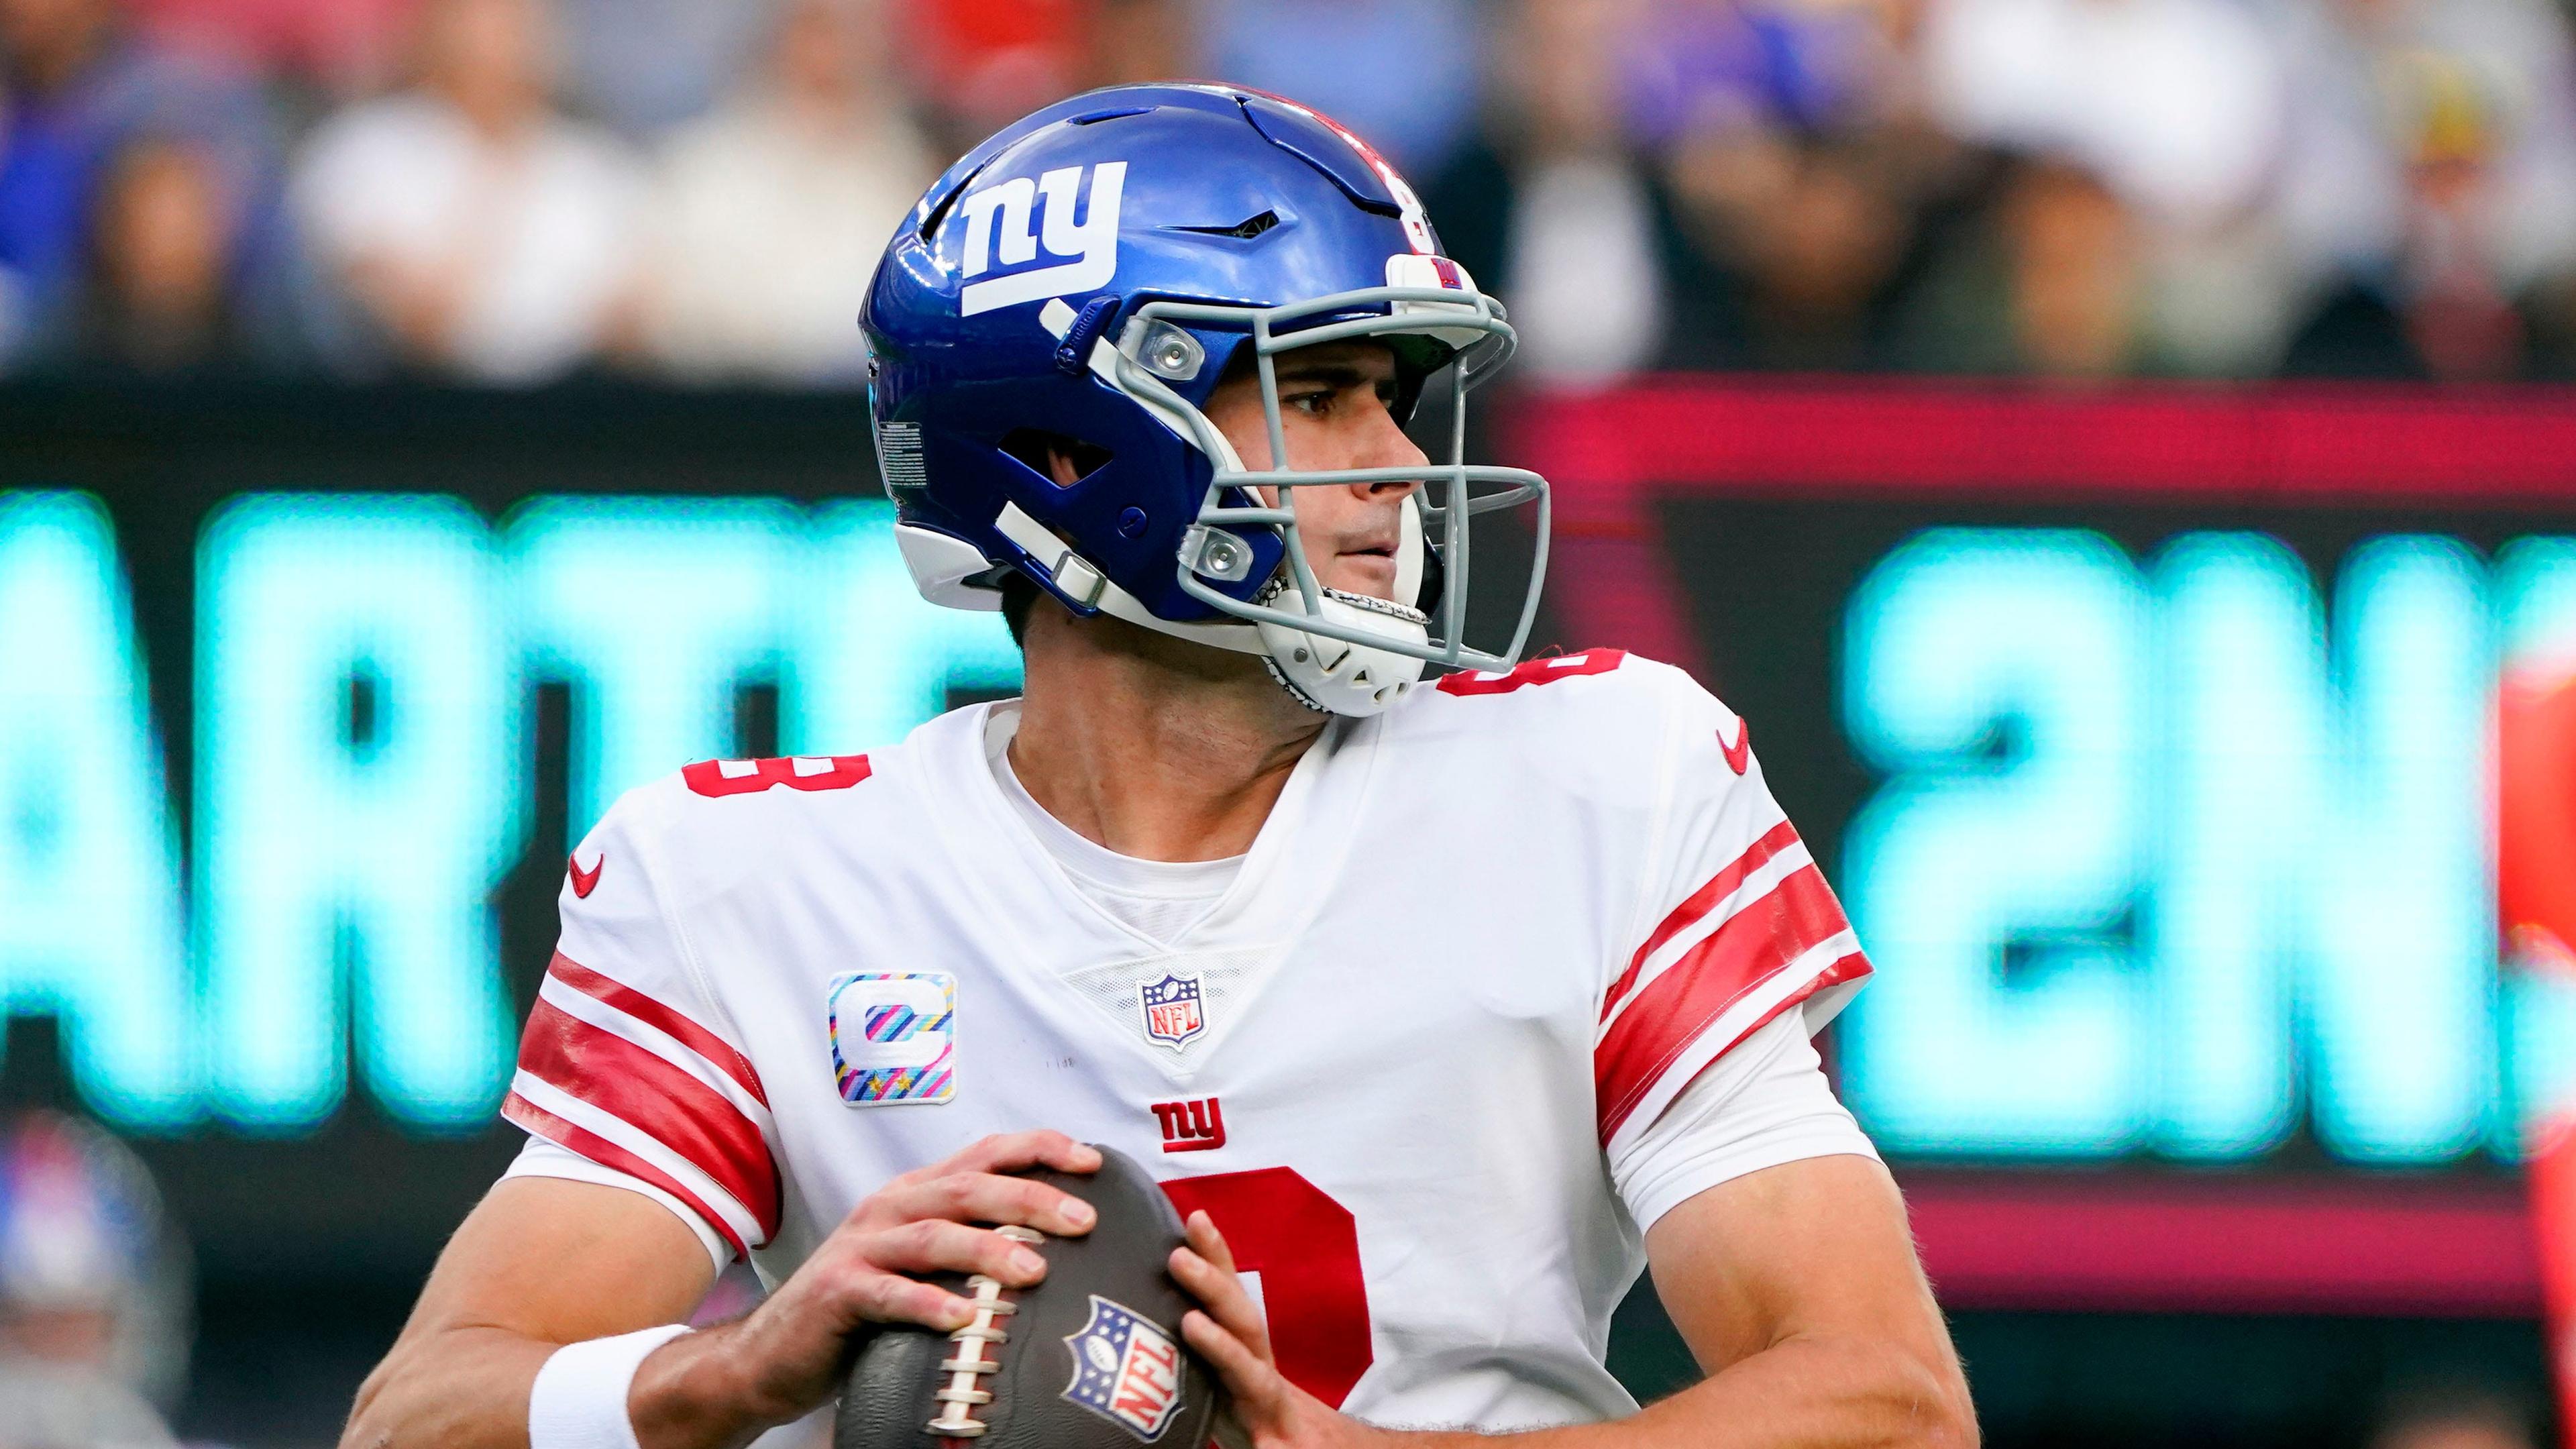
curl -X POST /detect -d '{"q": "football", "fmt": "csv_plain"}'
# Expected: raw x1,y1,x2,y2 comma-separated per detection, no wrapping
834,1144,1227,1448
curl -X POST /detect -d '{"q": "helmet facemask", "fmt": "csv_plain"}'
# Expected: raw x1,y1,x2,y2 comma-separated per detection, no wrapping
1083,277,1553,717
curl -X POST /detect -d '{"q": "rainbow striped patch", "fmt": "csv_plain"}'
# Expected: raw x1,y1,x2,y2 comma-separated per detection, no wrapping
826,972,957,1106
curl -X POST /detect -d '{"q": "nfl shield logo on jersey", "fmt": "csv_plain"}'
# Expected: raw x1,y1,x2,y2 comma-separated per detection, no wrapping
1060,1295,1185,1442
1138,974,1203,1050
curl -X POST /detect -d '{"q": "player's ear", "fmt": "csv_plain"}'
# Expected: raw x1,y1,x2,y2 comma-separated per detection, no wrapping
998,429,1111,490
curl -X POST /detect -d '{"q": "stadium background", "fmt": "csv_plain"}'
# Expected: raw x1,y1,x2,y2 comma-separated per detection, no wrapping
1,0,2573,1446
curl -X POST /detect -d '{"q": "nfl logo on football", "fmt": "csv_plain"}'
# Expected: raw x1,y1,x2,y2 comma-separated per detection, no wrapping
1138,974,1203,1050
1060,1295,1185,1441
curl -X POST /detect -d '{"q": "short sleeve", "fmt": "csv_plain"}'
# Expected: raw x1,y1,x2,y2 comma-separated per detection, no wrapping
1607,1012,1880,1234
500,788,780,1259
1594,674,1872,1157
502,1138,732,1271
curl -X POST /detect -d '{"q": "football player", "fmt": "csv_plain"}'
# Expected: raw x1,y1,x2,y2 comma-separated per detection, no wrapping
344,85,1974,1449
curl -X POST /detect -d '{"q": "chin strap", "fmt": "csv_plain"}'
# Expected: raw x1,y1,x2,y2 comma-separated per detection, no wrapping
991,500,1268,655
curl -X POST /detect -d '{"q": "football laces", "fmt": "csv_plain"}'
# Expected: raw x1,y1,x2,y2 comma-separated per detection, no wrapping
925,1224,1046,1438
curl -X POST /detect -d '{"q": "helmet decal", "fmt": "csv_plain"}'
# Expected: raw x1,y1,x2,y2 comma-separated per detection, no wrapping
957,162,1128,317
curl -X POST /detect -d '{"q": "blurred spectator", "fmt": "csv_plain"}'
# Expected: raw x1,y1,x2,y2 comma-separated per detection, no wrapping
1424,0,1673,387
551,0,773,136
0,1113,191,1445
0,0,278,369
1205,0,1479,177
906,0,1193,157
290,0,646,382
127,0,419,98
1646,0,1984,373
1922,0,2284,229
38,127,308,372
2273,0,2576,380
1893,154,2148,377
640,0,935,384
1918,0,2298,374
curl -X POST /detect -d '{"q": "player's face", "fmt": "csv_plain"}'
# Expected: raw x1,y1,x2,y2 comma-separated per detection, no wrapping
1203,341,1426,604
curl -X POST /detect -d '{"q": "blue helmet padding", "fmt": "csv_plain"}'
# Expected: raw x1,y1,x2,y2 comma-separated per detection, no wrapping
862,84,1449,625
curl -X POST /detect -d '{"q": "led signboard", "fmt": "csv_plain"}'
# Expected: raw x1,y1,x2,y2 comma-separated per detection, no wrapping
3,382,2571,1320
0,491,1018,1134
1841,527,2562,1167
1517,382,2576,1311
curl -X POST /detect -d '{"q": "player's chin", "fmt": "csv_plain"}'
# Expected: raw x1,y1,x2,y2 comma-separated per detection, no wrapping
1321,553,1399,601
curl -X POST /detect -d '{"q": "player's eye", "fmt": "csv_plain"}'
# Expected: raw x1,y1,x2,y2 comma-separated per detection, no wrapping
1285,388,1332,417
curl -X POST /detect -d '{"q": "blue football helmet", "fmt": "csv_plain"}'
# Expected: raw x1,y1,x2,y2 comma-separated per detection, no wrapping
861,83,1550,716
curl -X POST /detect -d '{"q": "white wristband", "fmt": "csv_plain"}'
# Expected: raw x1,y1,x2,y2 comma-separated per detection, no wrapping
529,1324,694,1449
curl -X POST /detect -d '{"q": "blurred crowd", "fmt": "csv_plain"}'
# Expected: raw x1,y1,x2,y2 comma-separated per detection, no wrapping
3,0,2576,386
0,1113,189,1449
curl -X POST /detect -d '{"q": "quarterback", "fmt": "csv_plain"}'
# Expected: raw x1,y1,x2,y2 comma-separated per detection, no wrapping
345,86,1974,1449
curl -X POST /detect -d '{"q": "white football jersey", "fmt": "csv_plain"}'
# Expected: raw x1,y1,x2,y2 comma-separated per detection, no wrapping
500,649,1872,1432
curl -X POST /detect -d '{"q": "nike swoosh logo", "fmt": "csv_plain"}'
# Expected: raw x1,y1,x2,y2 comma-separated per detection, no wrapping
568,852,604,899
1720,718,1752,777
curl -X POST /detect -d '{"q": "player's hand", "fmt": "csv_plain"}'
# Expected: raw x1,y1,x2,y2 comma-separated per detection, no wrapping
1171,1212,1391,1449
692,1130,1101,1430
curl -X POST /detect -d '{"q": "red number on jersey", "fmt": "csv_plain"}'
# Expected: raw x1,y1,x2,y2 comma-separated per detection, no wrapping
1161,1168,1373,1408
680,755,873,798
1435,648,1627,697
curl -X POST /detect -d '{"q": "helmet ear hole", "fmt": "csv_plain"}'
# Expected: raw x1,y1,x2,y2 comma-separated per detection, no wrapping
998,430,1114,488
1384,335,1453,424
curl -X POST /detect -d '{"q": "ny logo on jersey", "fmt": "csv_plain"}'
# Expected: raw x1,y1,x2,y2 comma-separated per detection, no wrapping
1138,973,1204,1050
1150,1097,1225,1153
954,161,1128,317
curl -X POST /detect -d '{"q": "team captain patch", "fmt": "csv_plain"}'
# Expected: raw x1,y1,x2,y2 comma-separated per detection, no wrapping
826,972,956,1105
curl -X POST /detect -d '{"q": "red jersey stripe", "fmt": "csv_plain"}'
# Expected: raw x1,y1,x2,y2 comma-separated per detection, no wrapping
1595,864,1860,1142
1603,820,1803,1021
516,997,781,1234
547,953,768,1106
501,1091,750,1259
1597,951,1874,1148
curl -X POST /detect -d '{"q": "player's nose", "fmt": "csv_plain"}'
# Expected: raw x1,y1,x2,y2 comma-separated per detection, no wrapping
1347,394,1428,491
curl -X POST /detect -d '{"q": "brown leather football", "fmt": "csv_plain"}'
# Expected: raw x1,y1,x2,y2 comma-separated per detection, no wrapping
834,1144,1227,1448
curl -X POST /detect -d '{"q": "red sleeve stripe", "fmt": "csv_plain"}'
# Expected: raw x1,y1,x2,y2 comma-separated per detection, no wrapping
1601,951,1875,1155
502,1089,751,1259
1595,863,1863,1143
516,996,780,1236
537,973,775,1136
1604,820,1803,1022
505,1069,765,1252
1597,820,1803,1020
547,953,768,1108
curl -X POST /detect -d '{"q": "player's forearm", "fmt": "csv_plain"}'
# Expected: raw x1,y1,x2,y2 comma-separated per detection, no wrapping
627,1319,810,1449
341,1323,798,1449
339,1324,561,1449
1383,1332,1975,1449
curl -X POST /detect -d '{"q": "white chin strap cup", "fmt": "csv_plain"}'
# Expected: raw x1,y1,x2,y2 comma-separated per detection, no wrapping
1257,590,1430,718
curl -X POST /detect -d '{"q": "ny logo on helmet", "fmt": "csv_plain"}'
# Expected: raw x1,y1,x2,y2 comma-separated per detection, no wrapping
955,161,1128,317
